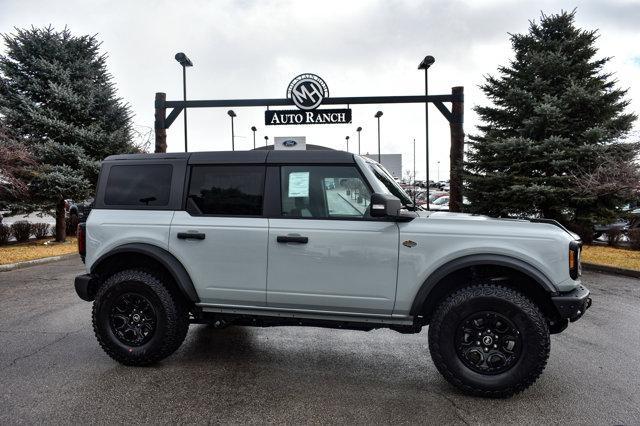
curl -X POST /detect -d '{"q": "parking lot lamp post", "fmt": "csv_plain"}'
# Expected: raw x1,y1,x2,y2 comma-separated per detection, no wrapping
437,160,441,182
418,55,435,210
227,110,236,151
374,111,383,163
174,52,193,152
413,138,416,206
251,126,257,149
356,127,362,155
345,136,350,152
264,135,269,147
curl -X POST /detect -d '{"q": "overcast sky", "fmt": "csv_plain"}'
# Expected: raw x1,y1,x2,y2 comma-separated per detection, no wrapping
1,0,639,180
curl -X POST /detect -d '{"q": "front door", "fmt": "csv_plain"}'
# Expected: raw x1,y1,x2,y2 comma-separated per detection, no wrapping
266,165,399,315
169,164,268,306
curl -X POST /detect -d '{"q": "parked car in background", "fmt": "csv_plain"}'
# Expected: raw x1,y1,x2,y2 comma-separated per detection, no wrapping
429,195,450,211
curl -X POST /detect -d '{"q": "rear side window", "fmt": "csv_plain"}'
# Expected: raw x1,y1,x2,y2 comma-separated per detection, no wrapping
187,165,265,216
104,164,172,206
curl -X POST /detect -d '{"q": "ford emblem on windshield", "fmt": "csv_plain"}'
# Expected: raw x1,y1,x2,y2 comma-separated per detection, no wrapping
282,139,298,147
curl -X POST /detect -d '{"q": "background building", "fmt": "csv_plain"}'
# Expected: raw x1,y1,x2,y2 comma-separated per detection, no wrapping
363,154,402,179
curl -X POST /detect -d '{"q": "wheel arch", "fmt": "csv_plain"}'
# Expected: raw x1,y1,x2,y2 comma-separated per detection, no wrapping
90,243,199,305
410,254,560,326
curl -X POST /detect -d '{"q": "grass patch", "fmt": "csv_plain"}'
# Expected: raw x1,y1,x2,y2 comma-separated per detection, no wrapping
582,245,640,272
0,237,78,265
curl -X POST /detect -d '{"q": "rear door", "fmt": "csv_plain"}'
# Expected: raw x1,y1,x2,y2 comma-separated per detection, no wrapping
169,164,269,306
266,164,400,315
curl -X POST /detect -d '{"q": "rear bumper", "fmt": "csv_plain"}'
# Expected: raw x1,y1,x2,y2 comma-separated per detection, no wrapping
74,273,97,301
551,284,592,322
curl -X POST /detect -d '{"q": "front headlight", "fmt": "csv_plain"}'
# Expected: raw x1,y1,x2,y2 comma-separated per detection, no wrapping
569,241,582,280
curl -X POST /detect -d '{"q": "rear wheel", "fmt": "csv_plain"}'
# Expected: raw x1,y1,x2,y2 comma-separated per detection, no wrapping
92,270,189,366
428,284,550,398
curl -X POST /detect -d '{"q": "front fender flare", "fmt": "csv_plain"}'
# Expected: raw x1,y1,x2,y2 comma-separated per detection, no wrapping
409,254,557,316
91,243,199,303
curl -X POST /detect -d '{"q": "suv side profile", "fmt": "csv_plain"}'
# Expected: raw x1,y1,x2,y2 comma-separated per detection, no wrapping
74,150,591,397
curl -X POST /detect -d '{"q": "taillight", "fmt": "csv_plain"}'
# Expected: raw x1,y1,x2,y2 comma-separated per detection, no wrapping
77,223,86,259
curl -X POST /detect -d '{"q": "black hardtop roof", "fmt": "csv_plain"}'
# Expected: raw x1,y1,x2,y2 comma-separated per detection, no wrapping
104,150,356,164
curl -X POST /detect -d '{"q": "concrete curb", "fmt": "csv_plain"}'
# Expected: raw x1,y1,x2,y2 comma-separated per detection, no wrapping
582,262,640,279
0,253,77,272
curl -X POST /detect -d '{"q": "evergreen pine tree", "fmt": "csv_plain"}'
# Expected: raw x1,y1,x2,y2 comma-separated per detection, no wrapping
465,10,637,232
0,26,136,241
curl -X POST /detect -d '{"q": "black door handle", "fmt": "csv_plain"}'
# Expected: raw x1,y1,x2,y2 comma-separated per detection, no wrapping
177,232,206,240
277,235,308,244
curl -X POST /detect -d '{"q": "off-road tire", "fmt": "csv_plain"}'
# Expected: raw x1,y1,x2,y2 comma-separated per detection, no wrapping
92,269,189,366
428,284,550,398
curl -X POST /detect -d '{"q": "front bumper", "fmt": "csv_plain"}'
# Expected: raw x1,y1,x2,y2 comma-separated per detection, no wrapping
551,284,592,322
74,273,97,301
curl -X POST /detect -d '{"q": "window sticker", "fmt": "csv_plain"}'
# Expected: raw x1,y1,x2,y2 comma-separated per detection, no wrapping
288,172,310,197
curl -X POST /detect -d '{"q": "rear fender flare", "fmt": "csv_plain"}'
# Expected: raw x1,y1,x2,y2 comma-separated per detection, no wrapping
91,243,199,303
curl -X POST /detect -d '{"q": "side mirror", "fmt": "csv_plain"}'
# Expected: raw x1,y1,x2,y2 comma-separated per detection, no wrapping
370,193,403,218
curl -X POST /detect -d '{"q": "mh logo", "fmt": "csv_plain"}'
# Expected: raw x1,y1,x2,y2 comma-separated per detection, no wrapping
287,74,329,111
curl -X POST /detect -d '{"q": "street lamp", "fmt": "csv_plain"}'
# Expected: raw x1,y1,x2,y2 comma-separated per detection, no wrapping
374,111,383,163
418,55,435,210
356,126,362,155
174,52,193,152
264,135,269,147
227,110,236,151
251,126,257,149
345,135,350,152
413,138,416,206
437,160,441,182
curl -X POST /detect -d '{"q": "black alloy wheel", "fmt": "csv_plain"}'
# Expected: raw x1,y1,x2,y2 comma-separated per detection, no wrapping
455,311,521,375
109,293,157,346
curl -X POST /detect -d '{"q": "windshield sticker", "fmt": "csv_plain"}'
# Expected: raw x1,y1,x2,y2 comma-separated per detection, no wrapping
288,172,310,197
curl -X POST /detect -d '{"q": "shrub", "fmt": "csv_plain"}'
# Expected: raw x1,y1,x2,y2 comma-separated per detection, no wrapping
11,220,32,242
32,222,50,239
628,228,640,250
606,227,624,247
0,224,11,245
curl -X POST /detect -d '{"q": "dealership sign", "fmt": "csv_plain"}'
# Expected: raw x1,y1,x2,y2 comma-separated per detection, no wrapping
265,74,351,125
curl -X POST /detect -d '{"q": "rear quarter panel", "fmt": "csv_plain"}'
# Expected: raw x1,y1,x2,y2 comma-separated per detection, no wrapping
84,209,175,272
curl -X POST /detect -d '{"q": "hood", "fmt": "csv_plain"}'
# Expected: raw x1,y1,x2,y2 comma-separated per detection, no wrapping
413,211,579,241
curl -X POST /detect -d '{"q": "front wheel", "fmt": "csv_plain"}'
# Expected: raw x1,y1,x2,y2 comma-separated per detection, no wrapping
92,270,189,366
428,284,550,398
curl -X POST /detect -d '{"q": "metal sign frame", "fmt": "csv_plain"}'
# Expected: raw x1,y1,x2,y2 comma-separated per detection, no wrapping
153,60,464,211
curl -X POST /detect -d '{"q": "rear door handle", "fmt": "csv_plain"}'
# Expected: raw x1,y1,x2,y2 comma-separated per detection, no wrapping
277,235,308,244
177,232,206,240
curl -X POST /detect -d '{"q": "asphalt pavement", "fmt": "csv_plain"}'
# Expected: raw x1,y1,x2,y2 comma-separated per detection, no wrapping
1,257,639,424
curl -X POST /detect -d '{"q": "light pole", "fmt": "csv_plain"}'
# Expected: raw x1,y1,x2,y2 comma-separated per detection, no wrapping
264,135,269,147
418,55,435,210
356,126,362,155
374,111,383,163
437,160,441,182
174,52,193,152
227,110,236,151
413,138,416,206
251,126,257,149
345,136,350,152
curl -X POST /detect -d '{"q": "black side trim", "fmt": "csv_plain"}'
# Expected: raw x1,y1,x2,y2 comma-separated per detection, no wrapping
409,254,557,316
90,243,199,303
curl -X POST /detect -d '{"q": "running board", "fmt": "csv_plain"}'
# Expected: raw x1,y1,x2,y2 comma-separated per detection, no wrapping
196,303,414,326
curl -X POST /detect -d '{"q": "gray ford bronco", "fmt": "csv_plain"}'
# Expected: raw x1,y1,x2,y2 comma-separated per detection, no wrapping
74,150,591,397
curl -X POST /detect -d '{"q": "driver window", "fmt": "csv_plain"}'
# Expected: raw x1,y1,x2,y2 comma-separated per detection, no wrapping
280,166,371,219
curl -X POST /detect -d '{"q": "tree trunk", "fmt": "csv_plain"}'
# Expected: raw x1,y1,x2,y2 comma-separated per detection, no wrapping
55,198,66,242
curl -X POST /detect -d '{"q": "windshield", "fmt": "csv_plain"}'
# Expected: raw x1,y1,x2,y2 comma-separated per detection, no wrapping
367,162,415,208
